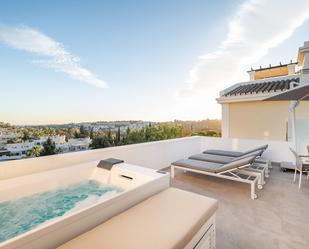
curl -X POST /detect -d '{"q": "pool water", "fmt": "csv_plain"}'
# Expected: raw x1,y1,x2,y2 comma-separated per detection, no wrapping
0,180,121,243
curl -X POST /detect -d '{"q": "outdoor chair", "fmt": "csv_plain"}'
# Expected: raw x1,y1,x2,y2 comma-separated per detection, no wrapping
290,148,309,189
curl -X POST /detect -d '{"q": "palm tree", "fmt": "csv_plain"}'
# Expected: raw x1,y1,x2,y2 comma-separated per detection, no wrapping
27,145,41,157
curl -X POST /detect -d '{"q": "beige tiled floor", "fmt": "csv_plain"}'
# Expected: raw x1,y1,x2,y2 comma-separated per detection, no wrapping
171,165,309,249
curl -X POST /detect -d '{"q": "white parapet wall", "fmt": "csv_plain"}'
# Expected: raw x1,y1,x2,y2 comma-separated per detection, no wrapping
0,136,202,180
0,136,296,181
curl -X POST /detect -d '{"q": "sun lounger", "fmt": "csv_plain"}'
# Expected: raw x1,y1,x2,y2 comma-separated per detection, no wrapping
203,144,271,174
171,154,262,200
203,144,268,157
189,150,268,183
57,188,218,249
190,151,259,163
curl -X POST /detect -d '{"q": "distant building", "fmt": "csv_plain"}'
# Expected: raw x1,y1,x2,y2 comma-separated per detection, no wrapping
67,138,92,152
0,130,20,145
0,135,66,161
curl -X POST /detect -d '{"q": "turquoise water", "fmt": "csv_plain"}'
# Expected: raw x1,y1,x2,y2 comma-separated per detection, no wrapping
0,180,121,243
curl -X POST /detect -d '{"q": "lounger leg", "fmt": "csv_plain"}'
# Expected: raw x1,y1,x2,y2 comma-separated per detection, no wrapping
171,165,175,178
213,218,216,249
251,182,257,200
259,162,269,178
252,169,265,185
251,162,267,181
255,172,264,189
252,170,264,186
264,168,269,178
258,160,270,177
293,168,297,182
239,169,264,187
298,171,302,189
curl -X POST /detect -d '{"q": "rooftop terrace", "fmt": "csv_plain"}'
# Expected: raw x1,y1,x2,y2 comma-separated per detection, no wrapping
171,165,309,249
0,136,308,249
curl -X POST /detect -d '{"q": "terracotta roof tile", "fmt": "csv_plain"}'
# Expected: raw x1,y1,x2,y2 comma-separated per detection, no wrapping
224,77,300,97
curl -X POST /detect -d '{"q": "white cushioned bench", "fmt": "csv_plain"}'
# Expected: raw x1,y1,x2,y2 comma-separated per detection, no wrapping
58,188,218,249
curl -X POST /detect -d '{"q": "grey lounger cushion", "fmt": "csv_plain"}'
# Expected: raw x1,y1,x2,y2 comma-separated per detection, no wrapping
245,145,268,154
190,150,264,164
203,149,243,157
172,155,256,173
203,144,268,157
172,159,223,173
189,153,234,164
254,157,268,164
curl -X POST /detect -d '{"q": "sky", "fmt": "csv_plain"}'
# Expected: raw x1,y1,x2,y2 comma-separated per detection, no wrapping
1,0,309,125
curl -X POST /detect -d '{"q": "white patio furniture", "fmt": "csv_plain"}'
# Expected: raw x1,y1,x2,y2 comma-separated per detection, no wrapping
290,148,309,189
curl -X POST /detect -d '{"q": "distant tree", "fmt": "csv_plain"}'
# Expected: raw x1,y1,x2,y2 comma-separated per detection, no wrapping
66,128,76,140
27,145,41,157
7,138,18,144
45,128,56,137
122,124,184,145
40,137,56,156
90,128,94,139
115,127,121,145
124,130,145,144
22,131,30,141
74,130,79,138
107,128,113,144
90,135,111,149
74,125,90,138
191,130,220,137
79,125,86,137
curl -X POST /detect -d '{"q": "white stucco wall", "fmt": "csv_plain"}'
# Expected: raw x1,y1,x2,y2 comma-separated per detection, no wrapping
0,136,297,181
0,136,202,180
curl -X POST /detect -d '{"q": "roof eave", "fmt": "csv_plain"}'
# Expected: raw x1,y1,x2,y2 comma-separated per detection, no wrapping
217,91,286,104
220,74,300,96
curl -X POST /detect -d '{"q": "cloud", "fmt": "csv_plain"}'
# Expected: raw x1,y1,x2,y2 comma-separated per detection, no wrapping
180,0,309,96
0,25,107,88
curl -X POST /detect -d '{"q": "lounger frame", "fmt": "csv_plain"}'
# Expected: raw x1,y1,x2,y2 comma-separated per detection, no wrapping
171,164,260,200
246,163,267,185
253,158,271,177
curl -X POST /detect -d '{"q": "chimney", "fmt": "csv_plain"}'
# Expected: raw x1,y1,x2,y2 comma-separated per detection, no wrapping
298,41,309,84
248,70,255,81
287,63,296,75
298,41,309,71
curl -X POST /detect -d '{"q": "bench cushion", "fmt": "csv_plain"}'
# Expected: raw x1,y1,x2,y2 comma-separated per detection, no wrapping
58,188,218,249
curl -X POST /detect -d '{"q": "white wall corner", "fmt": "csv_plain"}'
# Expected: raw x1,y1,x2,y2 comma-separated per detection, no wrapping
248,71,255,81
221,104,229,138
298,41,309,72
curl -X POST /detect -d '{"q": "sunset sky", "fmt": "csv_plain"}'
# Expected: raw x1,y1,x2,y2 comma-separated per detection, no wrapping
1,0,309,125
